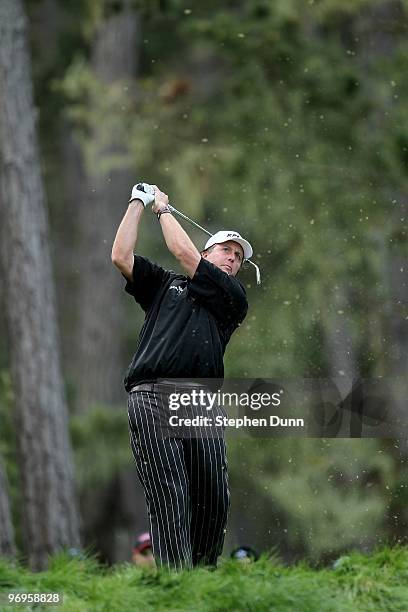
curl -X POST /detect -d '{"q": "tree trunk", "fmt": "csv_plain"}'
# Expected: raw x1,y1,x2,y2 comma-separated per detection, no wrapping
70,1,143,563
355,2,408,446
0,456,16,558
73,1,140,412
0,0,80,569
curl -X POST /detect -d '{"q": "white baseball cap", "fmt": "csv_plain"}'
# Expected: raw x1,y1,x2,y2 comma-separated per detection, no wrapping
203,230,253,260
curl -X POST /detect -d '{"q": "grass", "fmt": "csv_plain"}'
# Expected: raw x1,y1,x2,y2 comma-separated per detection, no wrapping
1,547,408,611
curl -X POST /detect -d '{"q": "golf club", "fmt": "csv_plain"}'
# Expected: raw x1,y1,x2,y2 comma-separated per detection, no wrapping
136,183,261,284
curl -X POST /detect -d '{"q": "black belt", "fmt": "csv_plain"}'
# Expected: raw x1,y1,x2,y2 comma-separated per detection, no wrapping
130,381,209,394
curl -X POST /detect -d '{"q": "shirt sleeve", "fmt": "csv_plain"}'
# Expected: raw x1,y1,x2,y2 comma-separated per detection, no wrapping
124,255,170,312
188,258,248,327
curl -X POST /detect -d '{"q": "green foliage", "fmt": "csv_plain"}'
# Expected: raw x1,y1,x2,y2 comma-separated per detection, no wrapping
56,58,134,176
0,370,22,549
117,0,408,378
37,0,407,380
70,406,131,490
2,547,408,611
0,370,15,462
228,438,396,562
22,0,408,570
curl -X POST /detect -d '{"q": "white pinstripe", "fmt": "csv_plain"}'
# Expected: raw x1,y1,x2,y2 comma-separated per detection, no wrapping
145,391,190,569
170,439,192,563
129,394,165,563
146,391,179,567
127,388,229,569
191,414,209,560
202,437,218,559
129,391,193,568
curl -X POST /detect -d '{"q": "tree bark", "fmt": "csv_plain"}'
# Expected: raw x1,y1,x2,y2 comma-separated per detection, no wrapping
73,1,140,412
0,456,16,558
0,0,80,569
70,1,143,563
355,2,408,445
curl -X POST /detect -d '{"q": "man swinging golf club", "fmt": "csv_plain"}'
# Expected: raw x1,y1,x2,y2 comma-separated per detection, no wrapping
111,183,253,570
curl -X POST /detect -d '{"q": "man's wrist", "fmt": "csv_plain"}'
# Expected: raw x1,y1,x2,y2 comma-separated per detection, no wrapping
129,199,145,209
157,207,172,220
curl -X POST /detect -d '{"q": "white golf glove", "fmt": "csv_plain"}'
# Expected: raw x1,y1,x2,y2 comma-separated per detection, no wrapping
129,183,155,207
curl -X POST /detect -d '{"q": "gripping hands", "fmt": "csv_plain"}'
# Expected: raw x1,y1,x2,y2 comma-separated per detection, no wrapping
129,183,155,207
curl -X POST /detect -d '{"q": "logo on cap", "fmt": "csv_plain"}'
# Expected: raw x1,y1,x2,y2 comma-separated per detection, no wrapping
227,233,239,238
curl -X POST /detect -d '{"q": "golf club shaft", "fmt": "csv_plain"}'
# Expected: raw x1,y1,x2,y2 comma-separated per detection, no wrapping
168,203,261,284
168,204,212,238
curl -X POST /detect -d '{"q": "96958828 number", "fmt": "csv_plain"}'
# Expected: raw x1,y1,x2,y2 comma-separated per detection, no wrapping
0,592,63,606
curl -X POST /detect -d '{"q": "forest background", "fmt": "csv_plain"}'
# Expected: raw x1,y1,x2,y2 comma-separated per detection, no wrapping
0,0,407,571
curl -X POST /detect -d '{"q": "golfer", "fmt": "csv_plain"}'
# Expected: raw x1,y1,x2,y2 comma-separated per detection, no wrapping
111,183,252,569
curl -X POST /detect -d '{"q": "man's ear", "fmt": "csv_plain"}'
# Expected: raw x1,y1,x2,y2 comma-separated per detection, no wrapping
201,249,208,259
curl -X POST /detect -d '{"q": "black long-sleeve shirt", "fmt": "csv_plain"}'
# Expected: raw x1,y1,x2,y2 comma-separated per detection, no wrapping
123,255,248,391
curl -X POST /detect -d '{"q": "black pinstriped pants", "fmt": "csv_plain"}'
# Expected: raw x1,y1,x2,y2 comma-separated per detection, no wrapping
127,387,230,570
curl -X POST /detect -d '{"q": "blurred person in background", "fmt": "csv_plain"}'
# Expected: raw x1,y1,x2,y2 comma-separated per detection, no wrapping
230,546,259,564
132,532,155,568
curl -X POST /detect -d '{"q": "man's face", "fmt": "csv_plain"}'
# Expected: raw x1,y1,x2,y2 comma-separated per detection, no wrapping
132,547,155,568
202,240,244,276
